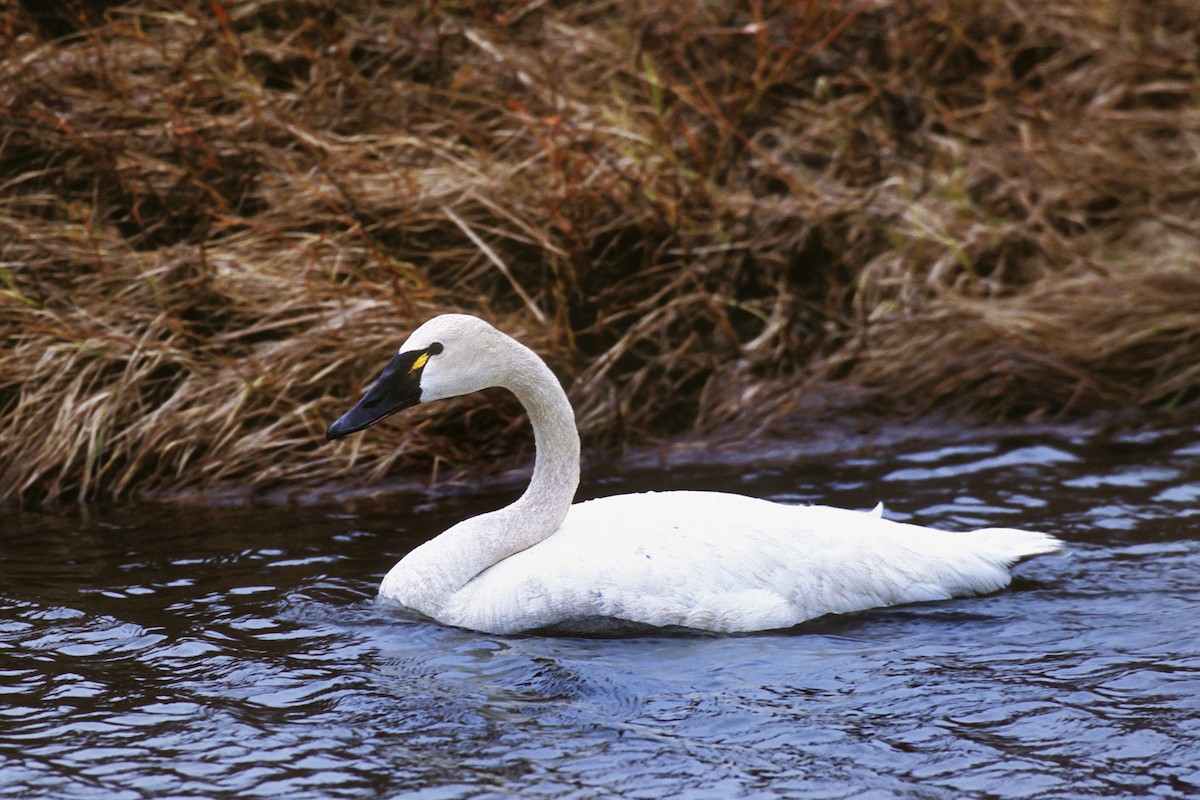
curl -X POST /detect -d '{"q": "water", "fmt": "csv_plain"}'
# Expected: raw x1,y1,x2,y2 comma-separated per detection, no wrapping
4,425,1200,799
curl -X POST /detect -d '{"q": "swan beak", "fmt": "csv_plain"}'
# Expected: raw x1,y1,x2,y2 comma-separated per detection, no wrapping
326,350,425,440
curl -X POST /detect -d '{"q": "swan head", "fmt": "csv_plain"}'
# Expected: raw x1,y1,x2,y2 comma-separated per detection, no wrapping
326,314,514,440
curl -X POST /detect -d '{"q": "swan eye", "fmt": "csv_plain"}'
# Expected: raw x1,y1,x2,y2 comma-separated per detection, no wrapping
409,342,443,372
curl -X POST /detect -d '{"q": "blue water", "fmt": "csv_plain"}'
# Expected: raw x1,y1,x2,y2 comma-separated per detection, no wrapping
3,425,1200,798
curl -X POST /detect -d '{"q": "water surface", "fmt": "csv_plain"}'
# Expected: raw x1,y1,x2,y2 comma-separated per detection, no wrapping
3,426,1200,798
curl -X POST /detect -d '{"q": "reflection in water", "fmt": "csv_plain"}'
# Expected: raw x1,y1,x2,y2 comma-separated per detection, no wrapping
3,426,1200,798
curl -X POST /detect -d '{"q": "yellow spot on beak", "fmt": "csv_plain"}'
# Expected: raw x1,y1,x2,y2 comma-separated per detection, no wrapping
411,352,430,372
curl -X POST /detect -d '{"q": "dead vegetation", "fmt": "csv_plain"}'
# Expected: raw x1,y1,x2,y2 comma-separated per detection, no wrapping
2,0,1199,504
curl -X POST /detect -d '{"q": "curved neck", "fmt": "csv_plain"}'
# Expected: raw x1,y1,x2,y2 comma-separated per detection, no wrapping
381,340,580,618
507,346,581,525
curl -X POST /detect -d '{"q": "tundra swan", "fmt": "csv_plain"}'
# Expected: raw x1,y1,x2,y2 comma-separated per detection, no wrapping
326,314,1063,635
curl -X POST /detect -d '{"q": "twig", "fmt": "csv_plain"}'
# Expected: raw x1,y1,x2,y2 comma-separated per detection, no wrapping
442,205,547,325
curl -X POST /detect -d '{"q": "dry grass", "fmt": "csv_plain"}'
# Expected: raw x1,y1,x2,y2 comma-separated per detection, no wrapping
2,0,1199,504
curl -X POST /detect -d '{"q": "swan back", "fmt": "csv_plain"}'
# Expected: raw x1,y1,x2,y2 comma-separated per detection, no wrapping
438,491,1063,634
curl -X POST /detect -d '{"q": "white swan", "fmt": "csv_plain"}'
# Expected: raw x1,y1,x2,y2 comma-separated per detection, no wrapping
327,313,1063,635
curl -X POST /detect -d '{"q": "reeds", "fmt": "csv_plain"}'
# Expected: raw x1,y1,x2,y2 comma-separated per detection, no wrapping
2,0,1199,504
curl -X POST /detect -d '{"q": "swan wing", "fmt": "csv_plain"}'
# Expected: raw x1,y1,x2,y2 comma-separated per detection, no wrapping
442,491,1061,634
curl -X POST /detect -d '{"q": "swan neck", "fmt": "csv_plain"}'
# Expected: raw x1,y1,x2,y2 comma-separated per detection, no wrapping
382,338,579,620
510,349,580,525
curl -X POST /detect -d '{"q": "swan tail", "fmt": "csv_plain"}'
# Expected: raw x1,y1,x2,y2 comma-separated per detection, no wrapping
974,527,1066,566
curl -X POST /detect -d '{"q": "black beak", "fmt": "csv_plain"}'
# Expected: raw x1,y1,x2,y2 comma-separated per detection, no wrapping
326,350,425,440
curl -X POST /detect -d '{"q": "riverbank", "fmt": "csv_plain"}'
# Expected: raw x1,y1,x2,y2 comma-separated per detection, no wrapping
3,0,1198,504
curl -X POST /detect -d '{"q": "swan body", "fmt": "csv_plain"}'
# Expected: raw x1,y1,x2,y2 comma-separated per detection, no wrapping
327,314,1063,635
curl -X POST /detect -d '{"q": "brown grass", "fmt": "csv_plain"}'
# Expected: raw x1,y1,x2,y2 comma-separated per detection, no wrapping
2,0,1199,505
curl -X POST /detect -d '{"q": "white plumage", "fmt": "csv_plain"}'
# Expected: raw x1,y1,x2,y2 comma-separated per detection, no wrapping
327,314,1063,635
